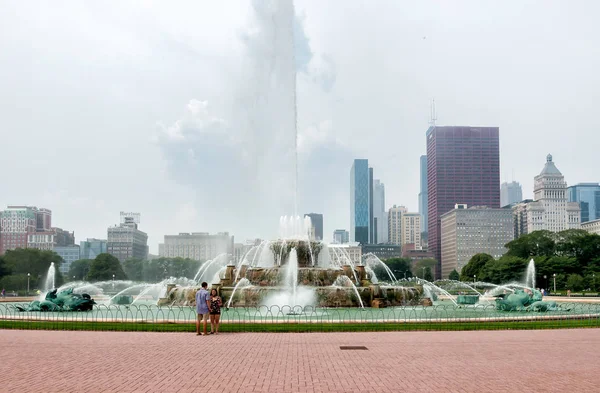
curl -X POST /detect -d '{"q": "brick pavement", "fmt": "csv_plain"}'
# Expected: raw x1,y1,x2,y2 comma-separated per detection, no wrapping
1,329,600,393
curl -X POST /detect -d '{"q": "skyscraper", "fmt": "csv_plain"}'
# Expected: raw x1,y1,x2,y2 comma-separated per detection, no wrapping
369,167,374,243
427,126,500,278
80,238,108,259
514,155,580,234
304,213,323,241
332,229,349,244
418,155,428,233
373,179,387,243
568,183,600,223
500,181,523,207
387,205,407,245
107,212,149,261
350,159,372,244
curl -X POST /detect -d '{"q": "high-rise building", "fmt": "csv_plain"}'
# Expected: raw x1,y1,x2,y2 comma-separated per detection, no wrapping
107,212,149,261
80,238,108,260
333,229,349,244
387,205,407,245
441,204,514,278
500,181,523,207
514,155,580,234
568,183,600,223
401,212,422,248
373,179,387,243
159,232,234,261
350,159,372,244
427,126,500,278
28,227,75,250
54,245,81,274
418,155,428,233
0,206,61,255
304,213,323,241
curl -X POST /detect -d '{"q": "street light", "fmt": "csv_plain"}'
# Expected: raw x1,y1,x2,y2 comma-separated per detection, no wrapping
544,275,547,291
27,273,30,296
473,275,476,284
422,267,426,279
553,273,556,293
112,274,115,290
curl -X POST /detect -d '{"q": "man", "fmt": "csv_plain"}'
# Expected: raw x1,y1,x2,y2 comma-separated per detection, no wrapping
195,282,211,336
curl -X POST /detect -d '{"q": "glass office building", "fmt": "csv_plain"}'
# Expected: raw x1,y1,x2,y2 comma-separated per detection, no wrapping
568,183,600,223
350,159,371,244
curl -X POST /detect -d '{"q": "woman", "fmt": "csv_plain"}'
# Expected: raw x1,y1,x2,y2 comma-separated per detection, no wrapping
209,288,222,335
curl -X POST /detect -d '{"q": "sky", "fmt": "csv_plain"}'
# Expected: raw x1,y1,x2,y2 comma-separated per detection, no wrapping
1,1,599,253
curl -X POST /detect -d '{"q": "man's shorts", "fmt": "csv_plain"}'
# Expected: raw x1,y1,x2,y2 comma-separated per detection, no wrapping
197,313,209,322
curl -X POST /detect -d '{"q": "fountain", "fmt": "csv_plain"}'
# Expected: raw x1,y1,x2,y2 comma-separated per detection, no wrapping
43,262,56,294
17,288,96,312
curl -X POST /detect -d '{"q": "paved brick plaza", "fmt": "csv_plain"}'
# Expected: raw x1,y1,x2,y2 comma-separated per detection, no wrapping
2,329,600,392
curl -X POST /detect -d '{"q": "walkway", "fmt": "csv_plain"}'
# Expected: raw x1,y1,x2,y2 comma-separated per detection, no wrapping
2,329,600,392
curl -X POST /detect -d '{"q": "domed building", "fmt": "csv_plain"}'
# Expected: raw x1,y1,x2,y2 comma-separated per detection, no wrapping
513,154,580,236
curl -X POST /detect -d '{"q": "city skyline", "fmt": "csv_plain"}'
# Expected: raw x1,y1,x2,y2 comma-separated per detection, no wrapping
1,2,600,252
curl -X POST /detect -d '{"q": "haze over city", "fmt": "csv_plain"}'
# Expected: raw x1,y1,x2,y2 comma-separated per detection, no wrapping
1,1,599,252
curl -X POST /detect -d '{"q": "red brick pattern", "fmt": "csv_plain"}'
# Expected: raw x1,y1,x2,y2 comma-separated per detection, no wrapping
1,329,600,392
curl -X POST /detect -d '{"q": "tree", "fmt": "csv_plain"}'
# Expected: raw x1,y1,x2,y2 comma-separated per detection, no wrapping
479,255,527,284
505,231,556,259
86,253,127,282
0,248,64,289
566,274,585,291
460,253,494,281
122,257,144,281
382,257,413,280
555,230,600,266
413,258,437,278
423,267,433,281
449,269,460,281
68,259,93,281
0,256,11,279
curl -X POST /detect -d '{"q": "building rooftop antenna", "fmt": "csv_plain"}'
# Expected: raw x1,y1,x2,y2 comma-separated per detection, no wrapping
429,99,437,126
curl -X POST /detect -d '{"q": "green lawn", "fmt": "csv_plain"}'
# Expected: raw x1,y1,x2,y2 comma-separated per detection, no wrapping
1,318,599,333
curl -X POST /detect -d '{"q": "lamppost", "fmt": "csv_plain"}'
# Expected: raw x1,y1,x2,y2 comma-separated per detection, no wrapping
544,275,547,291
593,273,596,291
112,274,115,290
553,273,556,293
27,273,30,296
473,275,476,284
422,267,426,279
404,271,407,280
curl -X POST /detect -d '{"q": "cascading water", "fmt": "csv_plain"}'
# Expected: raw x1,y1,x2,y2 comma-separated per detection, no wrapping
285,248,299,307
44,262,56,293
332,275,364,308
524,259,536,289
363,253,398,283
227,278,251,308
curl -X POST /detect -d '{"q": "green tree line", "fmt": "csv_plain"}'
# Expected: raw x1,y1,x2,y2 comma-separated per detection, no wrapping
459,229,600,291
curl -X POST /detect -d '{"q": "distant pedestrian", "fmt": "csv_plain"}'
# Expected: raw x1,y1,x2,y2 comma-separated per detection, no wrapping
1,288,5,298
567,289,571,297
195,282,210,336
209,289,223,335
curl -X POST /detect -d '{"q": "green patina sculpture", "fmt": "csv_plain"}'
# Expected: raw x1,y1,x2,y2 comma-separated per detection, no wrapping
16,288,96,312
495,289,559,312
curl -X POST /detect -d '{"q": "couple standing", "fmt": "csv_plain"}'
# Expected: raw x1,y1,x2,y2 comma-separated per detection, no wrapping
195,282,222,335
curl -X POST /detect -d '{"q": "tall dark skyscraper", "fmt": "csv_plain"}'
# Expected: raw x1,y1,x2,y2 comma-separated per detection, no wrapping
426,126,500,278
304,213,323,241
418,155,428,234
350,159,374,244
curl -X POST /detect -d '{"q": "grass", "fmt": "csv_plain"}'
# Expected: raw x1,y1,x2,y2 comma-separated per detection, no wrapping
1,317,599,333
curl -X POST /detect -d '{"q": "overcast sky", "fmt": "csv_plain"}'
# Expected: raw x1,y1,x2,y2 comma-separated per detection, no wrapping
1,1,599,253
